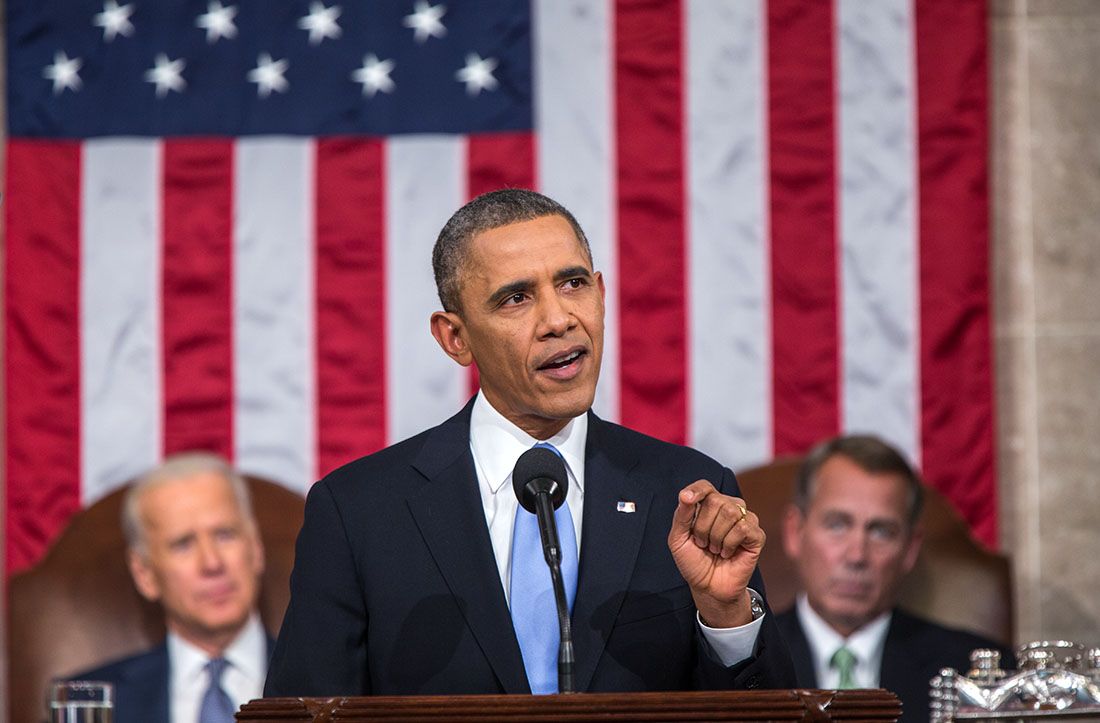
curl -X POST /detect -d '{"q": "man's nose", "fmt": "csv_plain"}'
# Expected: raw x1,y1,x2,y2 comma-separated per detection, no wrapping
537,292,574,336
197,536,226,572
843,531,871,566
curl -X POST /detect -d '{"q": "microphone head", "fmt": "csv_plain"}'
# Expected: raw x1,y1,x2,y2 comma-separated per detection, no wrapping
512,446,568,513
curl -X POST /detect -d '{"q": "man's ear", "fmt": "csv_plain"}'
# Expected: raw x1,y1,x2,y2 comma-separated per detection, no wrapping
127,548,162,603
249,522,266,578
430,311,473,367
901,523,924,575
782,504,805,561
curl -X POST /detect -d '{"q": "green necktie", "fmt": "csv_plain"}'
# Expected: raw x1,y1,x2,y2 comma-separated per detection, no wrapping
830,646,858,689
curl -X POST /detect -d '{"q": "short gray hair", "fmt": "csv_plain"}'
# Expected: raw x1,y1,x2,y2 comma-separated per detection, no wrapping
122,452,255,555
432,188,593,313
794,434,925,527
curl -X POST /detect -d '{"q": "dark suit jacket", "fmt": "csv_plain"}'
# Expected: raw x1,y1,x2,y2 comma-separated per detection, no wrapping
69,635,273,723
776,606,1012,723
71,645,170,723
266,401,797,696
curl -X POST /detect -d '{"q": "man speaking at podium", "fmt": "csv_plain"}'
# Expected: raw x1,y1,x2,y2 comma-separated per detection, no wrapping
265,190,796,696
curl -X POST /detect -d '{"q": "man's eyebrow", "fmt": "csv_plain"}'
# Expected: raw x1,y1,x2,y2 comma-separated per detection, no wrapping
867,517,903,529
554,266,593,283
487,278,534,307
486,266,593,308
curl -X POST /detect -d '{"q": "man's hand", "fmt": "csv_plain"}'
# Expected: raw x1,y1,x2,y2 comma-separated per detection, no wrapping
667,480,764,629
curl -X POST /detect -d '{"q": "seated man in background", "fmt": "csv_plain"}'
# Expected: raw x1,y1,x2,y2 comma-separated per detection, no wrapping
71,453,269,723
776,435,1011,723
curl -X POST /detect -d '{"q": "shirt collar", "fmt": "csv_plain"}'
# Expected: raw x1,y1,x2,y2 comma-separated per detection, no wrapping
470,391,587,495
796,594,892,672
167,612,266,682
222,613,267,682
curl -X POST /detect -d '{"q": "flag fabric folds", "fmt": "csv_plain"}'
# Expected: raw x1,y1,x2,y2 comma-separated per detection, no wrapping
4,0,994,574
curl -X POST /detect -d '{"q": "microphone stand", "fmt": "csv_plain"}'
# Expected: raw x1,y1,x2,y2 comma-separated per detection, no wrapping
533,489,575,694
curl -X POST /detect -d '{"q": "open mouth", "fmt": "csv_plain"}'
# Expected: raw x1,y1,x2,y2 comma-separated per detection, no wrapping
538,348,586,371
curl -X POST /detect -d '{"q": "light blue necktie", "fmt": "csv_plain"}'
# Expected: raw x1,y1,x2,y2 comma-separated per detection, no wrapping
198,657,235,723
509,442,579,694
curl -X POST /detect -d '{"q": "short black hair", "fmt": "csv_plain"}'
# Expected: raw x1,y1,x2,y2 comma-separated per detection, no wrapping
794,434,924,527
432,188,592,312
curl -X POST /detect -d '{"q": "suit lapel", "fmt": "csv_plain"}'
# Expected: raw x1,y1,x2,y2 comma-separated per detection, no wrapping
405,403,529,693
570,415,653,692
879,610,923,708
780,611,819,688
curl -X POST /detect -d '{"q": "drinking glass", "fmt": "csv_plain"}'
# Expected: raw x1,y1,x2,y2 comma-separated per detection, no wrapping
47,681,113,723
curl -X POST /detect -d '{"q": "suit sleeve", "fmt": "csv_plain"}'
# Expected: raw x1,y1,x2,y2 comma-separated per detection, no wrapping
692,466,799,690
264,479,371,696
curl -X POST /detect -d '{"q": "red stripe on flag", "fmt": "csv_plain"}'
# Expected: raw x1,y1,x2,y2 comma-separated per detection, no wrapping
916,0,996,546
467,132,536,197
4,140,83,574
464,132,538,397
615,0,687,445
161,140,235,458
767,0,840,455
315,138,388,476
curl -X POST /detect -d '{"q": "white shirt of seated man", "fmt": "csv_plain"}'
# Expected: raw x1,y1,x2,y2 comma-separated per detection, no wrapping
796,594,891,689
168,613,266,723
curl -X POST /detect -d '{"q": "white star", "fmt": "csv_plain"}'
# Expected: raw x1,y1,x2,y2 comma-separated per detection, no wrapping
298,2,341,45
93,0,136,42
247,53,289,98
144,53,186,98
403,1,446,44
351,54,395,98
455,53,498,96
196,1,238,44
43,51,83,95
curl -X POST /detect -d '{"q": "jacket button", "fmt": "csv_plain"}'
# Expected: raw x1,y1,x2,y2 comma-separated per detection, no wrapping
746,676,760,689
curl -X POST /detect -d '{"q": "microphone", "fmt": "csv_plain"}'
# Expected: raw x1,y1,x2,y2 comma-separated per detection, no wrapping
511,446,575,694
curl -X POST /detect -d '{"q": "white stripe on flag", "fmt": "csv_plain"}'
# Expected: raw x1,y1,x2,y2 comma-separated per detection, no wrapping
386,136,469,443
534,0,619,423
837,0,919,463
81,139,163,503
234,138,317,491
687,0,772,470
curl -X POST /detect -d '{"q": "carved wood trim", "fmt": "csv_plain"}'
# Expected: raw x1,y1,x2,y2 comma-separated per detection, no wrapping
238,689,901,722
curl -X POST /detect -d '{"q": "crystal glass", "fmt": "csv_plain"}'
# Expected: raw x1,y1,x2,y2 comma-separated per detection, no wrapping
47,681,113,723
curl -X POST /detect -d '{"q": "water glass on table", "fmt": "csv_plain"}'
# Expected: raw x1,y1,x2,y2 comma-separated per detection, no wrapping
48,681,113,723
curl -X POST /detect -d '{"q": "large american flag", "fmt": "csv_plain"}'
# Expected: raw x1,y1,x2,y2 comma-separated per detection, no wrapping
4,0,994,575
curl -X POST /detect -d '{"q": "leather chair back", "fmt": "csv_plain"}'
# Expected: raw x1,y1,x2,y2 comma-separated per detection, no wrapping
737,457,1013,646
8,476,304,723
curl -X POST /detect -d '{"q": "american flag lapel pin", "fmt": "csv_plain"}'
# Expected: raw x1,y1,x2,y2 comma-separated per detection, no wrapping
616,500,636,514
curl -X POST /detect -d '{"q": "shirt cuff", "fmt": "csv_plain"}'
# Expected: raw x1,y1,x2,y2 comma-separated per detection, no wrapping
696,588,765,667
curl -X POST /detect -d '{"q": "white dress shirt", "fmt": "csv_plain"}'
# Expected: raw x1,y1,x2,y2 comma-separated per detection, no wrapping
166,613,267,723
469,392,762,668
795,594,892,689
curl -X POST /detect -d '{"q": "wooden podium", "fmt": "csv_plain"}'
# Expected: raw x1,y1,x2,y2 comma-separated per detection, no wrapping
238,689,901,721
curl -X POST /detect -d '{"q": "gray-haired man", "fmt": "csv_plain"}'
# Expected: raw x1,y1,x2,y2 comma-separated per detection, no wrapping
71,453,269,723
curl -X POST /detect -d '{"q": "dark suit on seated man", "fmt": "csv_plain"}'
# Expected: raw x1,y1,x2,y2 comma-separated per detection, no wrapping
775,435,1011,723
265,189,797,697
71,453,270,723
